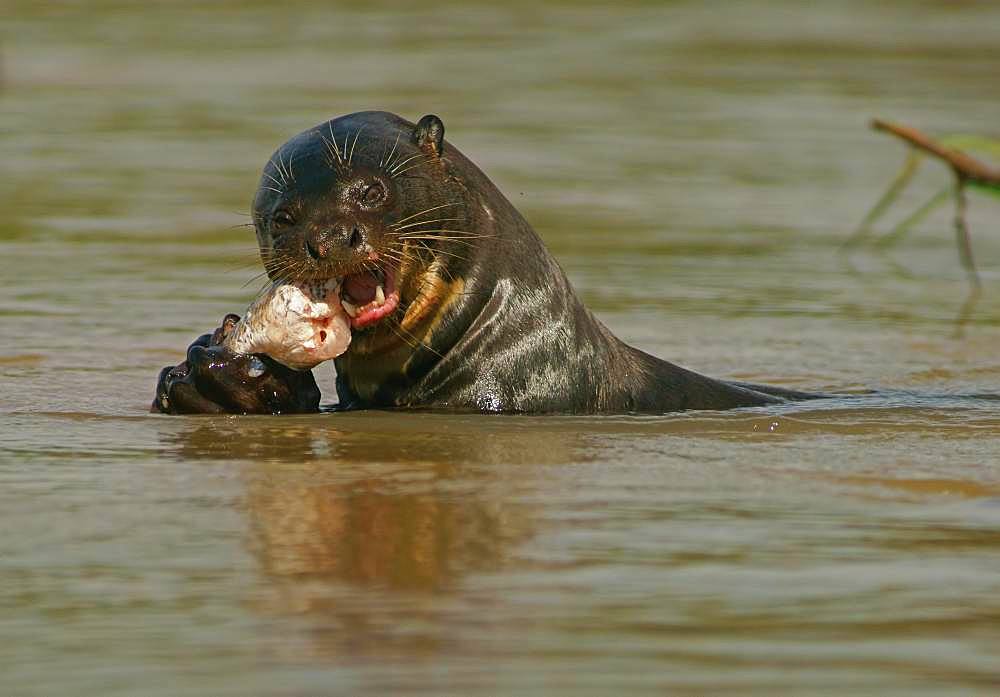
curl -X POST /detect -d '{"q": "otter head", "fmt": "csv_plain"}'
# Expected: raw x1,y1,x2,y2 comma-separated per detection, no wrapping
251,112,465,343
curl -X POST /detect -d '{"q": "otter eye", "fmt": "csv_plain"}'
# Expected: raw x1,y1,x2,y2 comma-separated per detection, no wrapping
361,182,385,205
272,210,295,229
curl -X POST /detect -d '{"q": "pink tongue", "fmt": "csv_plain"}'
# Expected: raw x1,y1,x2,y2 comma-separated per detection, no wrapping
343,273,377,304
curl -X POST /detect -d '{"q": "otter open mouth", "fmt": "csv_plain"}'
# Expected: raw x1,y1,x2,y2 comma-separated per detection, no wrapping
339,259,400,330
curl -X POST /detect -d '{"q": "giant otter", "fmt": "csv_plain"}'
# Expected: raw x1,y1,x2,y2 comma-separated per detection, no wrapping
154,111,818,414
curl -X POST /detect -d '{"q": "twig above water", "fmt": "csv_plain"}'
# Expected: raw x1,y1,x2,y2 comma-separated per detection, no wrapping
871,119,1000,187
845,119,1000,332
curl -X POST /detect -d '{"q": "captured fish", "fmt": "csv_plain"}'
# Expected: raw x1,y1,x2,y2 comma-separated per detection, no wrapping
223,280,351,370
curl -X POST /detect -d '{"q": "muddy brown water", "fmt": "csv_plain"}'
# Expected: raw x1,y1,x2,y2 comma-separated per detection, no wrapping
2,2,1000,695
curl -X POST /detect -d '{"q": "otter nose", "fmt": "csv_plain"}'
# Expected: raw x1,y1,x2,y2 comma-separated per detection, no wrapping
304,224,364,260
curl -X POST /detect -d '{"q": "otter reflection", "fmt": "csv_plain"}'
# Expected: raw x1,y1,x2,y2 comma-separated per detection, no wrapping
167,413,589,594
245,449,524,592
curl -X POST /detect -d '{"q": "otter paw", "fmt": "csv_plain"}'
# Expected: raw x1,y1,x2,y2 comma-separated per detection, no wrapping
153,327,320,415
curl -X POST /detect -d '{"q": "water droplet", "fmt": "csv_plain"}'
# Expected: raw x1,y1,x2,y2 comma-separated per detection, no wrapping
247,356,267,378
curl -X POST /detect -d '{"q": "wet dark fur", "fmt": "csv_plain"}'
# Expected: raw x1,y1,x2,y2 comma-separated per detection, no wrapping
154,111,818,415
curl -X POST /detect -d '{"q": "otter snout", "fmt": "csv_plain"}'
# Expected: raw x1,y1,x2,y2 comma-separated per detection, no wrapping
304,223,364,259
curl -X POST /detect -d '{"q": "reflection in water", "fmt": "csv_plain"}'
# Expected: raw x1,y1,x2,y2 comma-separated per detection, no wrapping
954,284,983,339
841,242,987,334
164,415,594,644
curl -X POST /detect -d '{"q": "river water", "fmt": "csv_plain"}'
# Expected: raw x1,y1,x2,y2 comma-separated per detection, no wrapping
2,1,1000,695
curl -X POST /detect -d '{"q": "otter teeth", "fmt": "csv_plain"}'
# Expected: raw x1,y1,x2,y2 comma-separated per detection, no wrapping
340,283,385,317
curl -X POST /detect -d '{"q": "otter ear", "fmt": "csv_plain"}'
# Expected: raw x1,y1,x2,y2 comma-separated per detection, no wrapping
413,114,445,157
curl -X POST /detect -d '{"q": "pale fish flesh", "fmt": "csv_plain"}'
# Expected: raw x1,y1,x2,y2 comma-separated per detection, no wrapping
223,279,351,370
